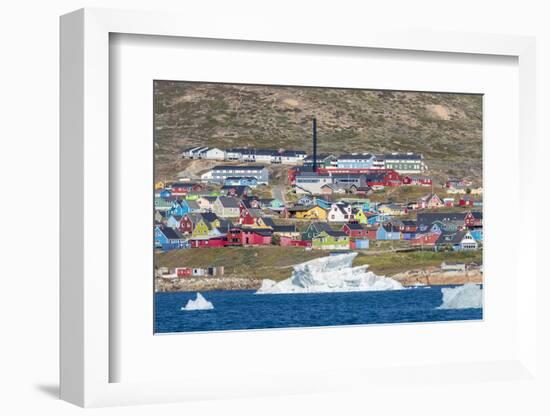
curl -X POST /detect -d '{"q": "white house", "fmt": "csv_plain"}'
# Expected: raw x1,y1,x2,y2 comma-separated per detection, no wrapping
294,172,333,194
200,147,225,160
328,203,353,222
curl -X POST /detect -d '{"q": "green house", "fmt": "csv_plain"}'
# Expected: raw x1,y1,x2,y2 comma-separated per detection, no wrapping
154,197,172,211
311,230,350,250
302,222,333,241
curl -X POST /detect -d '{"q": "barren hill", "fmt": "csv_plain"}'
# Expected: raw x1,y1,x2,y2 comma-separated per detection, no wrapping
154,81,482,184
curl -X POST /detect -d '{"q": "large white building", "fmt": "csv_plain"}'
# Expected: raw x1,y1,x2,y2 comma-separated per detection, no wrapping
383,153,426,173
202,165,269,185
294,172,332,194
182,146,225,160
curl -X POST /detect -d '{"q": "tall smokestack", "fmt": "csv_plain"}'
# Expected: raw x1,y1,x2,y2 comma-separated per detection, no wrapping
312,117,317,172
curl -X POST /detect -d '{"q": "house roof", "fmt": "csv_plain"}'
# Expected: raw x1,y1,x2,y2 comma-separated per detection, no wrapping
216,196,241,208
338,154,374,161
287,204,323,212
213,165,266,171
158,226,183,240
345,222,365,230
308,222,333,233
417,212,469,225
261,217,276,228
436,231,468,245
324,230,349,238
272,225,297,233
383,153,422,160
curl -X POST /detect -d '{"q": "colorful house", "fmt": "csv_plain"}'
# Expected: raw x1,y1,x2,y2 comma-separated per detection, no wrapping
154,197,172,211
470,228,483,242
352,209,368,224
410,232,440,247
417,193,444,209
166,214,183,230
188,235,227,248
225,227,273,246
341,222,370,239
435,231,479,251
283,205,328,220
378,203,408,216
459,196,475,207
327,203,353,222
154,226,188,250
312,230,350,250
376,224,402,240
159,189,173,199
302,222,334,241
213,196,241,218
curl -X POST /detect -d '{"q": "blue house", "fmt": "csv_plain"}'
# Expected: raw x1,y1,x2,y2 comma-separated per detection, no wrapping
367,213,392,225
166,215,182,230
376,224,402,240
159,189,172,199
470,228,483,242
168,199,200,217
298,196,314,206
314,198,331,210
154,226,188,250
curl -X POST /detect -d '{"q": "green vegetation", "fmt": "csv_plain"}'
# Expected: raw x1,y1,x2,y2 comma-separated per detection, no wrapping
154,82,482,183
155,246,326,281
354,250,483,276
156,245,482,282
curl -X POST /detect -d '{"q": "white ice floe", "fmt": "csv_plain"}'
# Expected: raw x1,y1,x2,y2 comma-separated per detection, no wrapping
181,292,214,311
256,252,404,294
438,283,483,309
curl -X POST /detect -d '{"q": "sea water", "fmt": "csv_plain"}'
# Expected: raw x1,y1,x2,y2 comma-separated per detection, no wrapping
154,286,482,333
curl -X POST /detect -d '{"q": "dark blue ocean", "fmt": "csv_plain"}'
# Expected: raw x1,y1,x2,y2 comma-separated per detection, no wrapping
154,287,482,333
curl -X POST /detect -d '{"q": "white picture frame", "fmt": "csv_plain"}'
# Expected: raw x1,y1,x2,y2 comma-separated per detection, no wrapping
60,8,538,408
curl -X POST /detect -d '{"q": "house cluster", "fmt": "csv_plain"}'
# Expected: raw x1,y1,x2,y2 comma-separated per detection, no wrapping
182,145,427,174
182,146,307,164
290,167,431,195
154,183,483,253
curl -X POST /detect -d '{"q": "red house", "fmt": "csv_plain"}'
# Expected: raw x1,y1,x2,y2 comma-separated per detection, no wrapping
170,182,203,195
341,222,370,238
175,267,193,277
279,236,311,247
459,196,475,207
238,204,263,226
464,211,482,227
189,236,226,248
402,176,433,186
410,232,440,247
225,228,273,246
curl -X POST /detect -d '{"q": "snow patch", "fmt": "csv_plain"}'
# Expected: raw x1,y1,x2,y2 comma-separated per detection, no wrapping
438,284,482,309
181,292,214,311
256,252,404,294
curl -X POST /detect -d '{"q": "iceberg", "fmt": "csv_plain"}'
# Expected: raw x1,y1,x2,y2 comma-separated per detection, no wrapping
256,252,404,294
181,292,214,311
438,284,483,309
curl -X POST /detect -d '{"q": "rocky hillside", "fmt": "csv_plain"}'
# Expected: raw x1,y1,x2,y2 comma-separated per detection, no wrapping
154,81,482,183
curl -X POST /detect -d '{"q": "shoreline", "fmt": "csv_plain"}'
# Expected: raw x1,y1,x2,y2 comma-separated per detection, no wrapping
155,268,482,293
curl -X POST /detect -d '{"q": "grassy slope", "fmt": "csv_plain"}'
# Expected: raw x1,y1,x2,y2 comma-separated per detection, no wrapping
155,245,482,280
154,82,482,184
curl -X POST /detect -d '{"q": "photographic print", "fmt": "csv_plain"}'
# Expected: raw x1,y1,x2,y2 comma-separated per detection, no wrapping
153,81,483,333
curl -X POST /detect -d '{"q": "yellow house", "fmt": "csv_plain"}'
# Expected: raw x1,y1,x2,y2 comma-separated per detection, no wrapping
293,205,328,220
378,203,408,216
354,210,368,224
192,219,211,237
154,181,165,190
